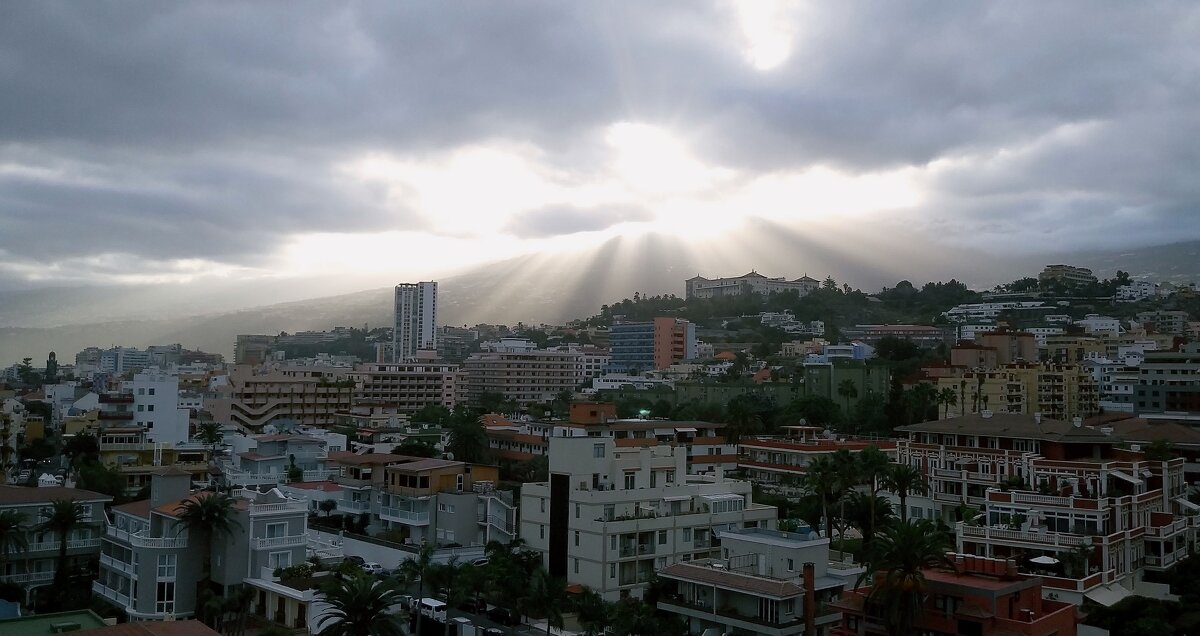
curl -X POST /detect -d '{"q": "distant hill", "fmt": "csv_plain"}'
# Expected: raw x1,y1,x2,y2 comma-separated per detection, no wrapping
2,234,1197,364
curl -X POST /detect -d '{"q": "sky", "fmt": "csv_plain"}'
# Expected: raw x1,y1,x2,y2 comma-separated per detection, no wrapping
2,1,1199,294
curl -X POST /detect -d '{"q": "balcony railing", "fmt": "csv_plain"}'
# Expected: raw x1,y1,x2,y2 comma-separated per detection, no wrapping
98,412,134,420
100,553,137,576
253,533,309,550
959,524,1089,547
338,499,373,513
247,500,308,515
0,571,55,584
105,525,188,548
93,581,132,609
379,506,430,524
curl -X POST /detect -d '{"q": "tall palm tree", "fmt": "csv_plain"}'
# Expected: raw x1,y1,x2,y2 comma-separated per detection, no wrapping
397,543,436,636
882,464,929,523
855,446,892,548
197,422,224,462
836,379,858,418
723,398,762,445
316,574,406,636
844,490,894,551
176,493,240,599
937,387,958,419
829,449,860,557
522,567,568,636
0,510,29,578
801,455,842,551
861,520,952,636
36,499,87,587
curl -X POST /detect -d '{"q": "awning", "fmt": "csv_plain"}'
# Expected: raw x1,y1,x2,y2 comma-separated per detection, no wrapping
675,427,698,433
662,495,691,502
1109,469,1142,485
1084,584,1133,607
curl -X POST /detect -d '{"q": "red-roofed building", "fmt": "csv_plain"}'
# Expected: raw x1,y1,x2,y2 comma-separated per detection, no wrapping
831,554,1078,636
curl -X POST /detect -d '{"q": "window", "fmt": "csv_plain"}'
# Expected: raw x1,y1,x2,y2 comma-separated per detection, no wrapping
624,472,636,490
575,504,580,518
148,404,154,412
683,528,692,541
540,498,546,513
610,536,617,550
658,530,667,545
666,471,675,483
593,444,605,458
787,558,794,571
155,581,175,615
137,405,145,412
539,525,546,540
157,554,176,578
609,564,616,579
438,503,456,513
269,551,291,569
573,558,579,574
574,531,580,547
148,388,156,395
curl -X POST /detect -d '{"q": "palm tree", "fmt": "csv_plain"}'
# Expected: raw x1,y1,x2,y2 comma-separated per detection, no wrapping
724,398,762,445
522,567,568,636
574,588,610,636
836,379,858,417
881,464,928,523
397,543,436,636
861,520,952,636
446,417,489,463
197,422,223,461
844,491,894,551
317,574,406,636
176,493,240,599
937,387,958,419
855,446,892,545
829,449,859,557
0,510,28,578
802,455,841,551
36,499,87,587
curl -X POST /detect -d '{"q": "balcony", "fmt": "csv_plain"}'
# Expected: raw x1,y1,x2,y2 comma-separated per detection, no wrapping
379,506,430,525
100,553,137,577
0,571,55,584
253,533,309,550
99,394,136,404
933,491,963,503
959,524,1089,548
105,525,188,549
98,411,134,421
93,581,132,609
247,500,308,515
338,499,373,514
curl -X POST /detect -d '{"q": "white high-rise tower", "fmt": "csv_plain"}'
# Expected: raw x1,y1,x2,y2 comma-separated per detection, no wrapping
393,281,438,362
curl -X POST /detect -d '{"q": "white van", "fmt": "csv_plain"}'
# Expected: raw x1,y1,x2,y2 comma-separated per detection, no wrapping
418,598,447,621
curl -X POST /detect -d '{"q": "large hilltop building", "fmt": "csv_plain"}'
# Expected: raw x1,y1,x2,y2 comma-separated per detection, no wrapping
685,272,819,300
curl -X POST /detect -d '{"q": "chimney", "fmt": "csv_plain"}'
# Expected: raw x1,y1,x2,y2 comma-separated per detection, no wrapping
803,562,816,636
149,466,192,508
1072,416,1082,428
950,552,966,574
1034,412,1042,424
1005,558,1019,578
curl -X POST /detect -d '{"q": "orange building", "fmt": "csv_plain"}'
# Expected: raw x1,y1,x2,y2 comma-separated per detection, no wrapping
832,554,1077,636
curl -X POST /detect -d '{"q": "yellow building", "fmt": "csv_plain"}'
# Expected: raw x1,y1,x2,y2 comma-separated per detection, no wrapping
97,427,210,494
1043,335,1105,364
937,372,1027,418
936,362,1098,422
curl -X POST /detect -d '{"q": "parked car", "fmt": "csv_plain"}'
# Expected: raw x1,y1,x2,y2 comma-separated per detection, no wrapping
470,557,490,567
362,562,385,575
457,598,488,614
486,606,521,626
345,555,366,566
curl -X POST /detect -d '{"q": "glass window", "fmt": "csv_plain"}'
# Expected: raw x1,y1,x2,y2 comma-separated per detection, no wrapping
624,473,635,490
155,581,175,614
593,444,605,458
157,554,176,578
574,531,580,547
268,551,291,569
149,388,156,395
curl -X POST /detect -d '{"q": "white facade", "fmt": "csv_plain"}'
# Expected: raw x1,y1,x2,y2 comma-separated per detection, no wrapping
116,372,190,445
392,281,438,362
519,437,777,601
943,302,1051,323
1116,281,1158,302
1075,314,1122,337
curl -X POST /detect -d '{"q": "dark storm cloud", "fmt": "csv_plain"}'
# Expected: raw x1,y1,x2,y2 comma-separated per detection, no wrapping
1,1,1198,285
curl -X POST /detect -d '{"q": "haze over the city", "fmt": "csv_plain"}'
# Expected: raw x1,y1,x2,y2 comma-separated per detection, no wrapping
2,2,1200,334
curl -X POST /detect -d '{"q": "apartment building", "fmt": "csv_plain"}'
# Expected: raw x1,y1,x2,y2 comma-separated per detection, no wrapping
234,335,275,365
1136,310,1190,336
833,554,1077,636
1075,314,1122,337
520,436,778,601
327,451,515,546
0,486,111,602
97,427,209,494
95,469,310,621
1043,335,1106,364
461,343,583,406
934,363,1098,422
208,366,354,430
657,528,847,636
608,318,697,373
738,435,897,490
349,362,459,414
685,272,818,300
838,324,952,348
96,372,190,445
976,329,1039,365
219,434,335,487
1135,343,1200,416
895,412,1193,604
393,281,438,362
1039,264,1097,286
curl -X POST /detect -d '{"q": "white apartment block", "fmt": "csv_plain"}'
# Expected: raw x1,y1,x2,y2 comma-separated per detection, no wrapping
1117,281,1159,302
520,437,777,601
462,346,584,406
393,281,438,362
943,302,1052,323
0,486,111,603
1075,314,1122,337
97,372,190,445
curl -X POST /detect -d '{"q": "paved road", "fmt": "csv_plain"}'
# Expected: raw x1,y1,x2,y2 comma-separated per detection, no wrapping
390,578,538,636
